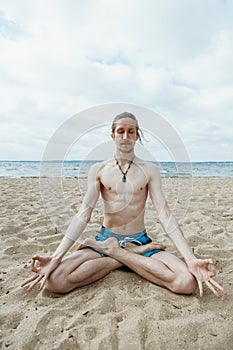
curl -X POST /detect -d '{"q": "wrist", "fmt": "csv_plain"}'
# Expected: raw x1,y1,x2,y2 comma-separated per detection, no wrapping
184,251,197,264
185,257,198,267
51,252,63,261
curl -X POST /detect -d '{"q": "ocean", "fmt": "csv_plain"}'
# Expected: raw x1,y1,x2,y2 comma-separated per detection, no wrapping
0,160,233,178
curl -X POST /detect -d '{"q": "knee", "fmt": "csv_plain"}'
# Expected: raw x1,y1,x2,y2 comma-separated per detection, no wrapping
46,276,66,294
171,271,197,295
46,270,70,294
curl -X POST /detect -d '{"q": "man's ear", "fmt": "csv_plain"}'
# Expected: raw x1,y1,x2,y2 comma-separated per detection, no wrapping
111,133,115,140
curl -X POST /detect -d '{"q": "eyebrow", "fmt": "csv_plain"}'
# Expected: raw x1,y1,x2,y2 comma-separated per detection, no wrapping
116,127,136,131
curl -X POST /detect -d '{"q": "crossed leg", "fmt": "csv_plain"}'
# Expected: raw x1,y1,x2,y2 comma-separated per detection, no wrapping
46,241,162,293
46,238,197,295
77,237,198,295
46,249,121,293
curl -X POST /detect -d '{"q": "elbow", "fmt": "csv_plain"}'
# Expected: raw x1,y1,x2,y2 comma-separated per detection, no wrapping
75,207,92,224
158,211,178,235
84,212,92,224
157,205,171,225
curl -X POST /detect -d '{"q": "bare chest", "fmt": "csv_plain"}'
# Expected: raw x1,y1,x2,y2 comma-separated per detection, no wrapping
99,165,148,197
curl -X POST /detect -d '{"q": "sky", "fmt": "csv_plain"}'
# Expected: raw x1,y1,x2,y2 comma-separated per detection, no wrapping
0,0,233,161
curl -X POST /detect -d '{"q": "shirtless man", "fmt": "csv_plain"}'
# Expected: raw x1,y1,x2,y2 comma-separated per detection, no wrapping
22,112,227,298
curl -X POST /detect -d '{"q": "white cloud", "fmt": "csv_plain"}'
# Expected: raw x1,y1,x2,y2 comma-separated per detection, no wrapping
0,0,233,160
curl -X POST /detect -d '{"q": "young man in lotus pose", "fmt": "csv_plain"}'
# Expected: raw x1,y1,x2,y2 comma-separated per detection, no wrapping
22,112,226,298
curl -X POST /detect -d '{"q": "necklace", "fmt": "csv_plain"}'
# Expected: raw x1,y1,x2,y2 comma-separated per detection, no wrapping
115,158,133,182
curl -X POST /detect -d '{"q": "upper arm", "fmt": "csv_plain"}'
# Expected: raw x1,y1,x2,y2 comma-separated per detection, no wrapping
148,165,183,238
82,163,101,209
148,164,167,214
76,163,101,223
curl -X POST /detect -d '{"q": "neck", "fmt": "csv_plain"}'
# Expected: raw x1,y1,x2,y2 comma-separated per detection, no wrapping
115,151,135,165
115,154,134,183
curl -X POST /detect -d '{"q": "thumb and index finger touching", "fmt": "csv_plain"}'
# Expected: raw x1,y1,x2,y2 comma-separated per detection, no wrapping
193,259,227,298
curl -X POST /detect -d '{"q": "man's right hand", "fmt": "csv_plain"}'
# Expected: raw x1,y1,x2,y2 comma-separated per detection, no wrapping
21,255,61,291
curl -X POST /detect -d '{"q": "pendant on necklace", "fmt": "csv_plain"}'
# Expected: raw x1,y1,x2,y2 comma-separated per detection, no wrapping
115,157,133,183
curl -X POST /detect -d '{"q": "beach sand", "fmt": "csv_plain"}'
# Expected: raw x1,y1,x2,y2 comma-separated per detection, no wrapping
0,177,232,350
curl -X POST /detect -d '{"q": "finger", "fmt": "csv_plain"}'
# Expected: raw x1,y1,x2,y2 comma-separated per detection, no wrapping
39,275,48,291
209,278,227,295
153,244,167,250
21,274,39,287
32,255,41,261
198,280,204,297
30,259,39,273
206,281,220,298
27,275,44,291
209,263,216,277
77,243,87,250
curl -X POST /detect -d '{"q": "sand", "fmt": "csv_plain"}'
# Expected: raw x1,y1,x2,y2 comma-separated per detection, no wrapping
0,177,232,350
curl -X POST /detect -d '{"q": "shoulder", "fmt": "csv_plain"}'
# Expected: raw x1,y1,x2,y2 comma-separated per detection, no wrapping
87,159,113,179
134,157,161,179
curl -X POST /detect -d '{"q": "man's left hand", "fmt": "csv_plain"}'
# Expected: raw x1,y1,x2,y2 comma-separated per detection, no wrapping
187,258,227,298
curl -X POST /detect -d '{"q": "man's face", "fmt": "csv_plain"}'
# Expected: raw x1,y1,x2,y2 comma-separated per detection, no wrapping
112,117,138,153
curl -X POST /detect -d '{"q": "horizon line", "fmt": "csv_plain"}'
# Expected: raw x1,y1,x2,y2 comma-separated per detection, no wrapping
0,159,233,163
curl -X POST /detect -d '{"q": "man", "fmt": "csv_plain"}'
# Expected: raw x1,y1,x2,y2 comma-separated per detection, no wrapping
22,112,227,298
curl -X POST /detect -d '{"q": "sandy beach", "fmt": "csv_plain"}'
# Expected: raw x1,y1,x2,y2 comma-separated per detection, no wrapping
0,177,232,350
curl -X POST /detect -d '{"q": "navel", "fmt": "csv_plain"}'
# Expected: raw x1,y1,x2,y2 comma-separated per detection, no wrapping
108,187,112,190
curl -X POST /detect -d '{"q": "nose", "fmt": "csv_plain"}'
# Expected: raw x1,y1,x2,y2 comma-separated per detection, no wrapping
123,131,129,139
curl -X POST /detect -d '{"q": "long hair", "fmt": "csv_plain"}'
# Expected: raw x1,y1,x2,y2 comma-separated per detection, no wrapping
111,112,144,143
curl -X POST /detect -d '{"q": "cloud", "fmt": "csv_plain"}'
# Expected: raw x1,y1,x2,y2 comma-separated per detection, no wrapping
0,10,24,40
0,0,233,160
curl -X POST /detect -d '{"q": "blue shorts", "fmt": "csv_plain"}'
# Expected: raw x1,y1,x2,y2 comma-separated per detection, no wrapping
93,226,163,258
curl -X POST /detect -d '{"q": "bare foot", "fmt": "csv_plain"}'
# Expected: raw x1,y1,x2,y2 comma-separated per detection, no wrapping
77,237,119,254
126,242,166,255
77,238,166,256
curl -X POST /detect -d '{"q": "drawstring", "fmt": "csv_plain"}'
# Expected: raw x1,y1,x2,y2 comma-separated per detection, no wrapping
119,236,142,248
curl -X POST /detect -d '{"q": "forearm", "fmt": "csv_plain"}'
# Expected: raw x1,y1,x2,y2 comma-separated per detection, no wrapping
160,212,195,263
52,236,75,259
168,227,196,263
52,214,89,259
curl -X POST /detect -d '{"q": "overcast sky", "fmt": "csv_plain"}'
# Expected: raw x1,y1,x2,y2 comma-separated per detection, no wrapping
0,0,233,161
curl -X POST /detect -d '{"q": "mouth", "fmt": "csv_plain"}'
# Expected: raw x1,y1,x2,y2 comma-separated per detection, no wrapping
120,141,132,145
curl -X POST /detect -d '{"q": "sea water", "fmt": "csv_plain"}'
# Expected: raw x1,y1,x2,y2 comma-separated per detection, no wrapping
0,160,233,178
